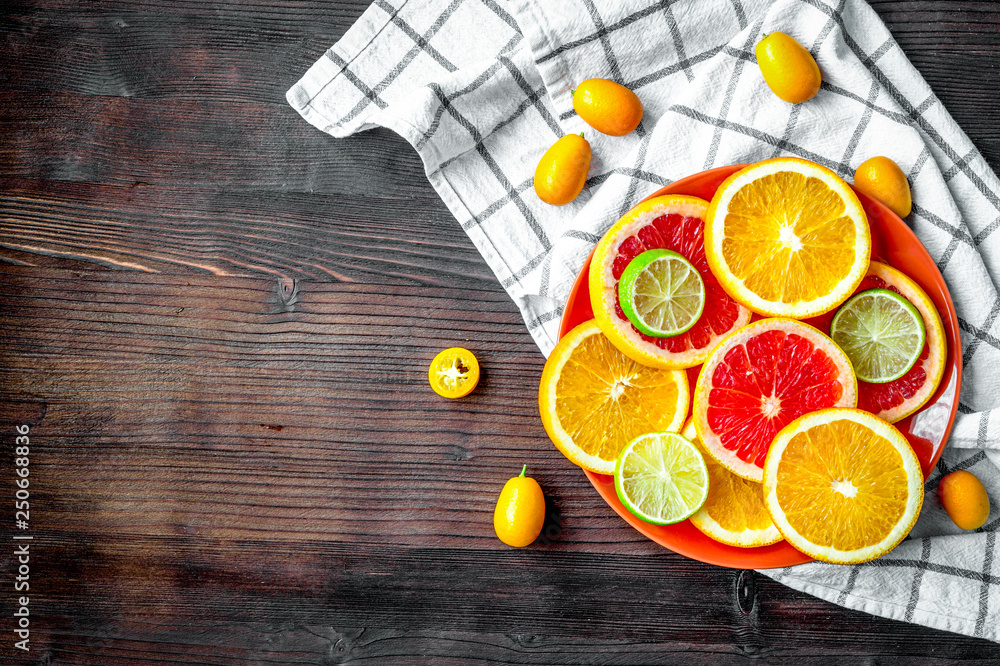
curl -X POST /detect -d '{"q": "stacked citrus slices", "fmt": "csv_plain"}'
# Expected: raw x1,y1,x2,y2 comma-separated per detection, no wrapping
589,194,753,369
539,157,950,564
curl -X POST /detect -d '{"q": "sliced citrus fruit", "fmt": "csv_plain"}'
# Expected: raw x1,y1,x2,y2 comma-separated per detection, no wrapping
539,320,689,474
831,288,926,383
682,421,783,548
590,194,752,369
614,431,708,525
428,347,480,398
762,408,924,564
705,157,871,318
808,261,947,423
618,249,705,338
693,318,858,483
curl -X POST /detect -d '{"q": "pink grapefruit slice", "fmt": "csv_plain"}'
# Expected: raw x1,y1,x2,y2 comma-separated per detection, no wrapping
589,194,752,369
693,318,858,482
808,261,947,423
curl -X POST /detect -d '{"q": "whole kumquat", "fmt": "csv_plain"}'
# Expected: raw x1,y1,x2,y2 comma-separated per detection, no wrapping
755,32,821,103
572,78,643,136
494,465,546,547
854,156,912,218
938,470,990,530
534,133,591,205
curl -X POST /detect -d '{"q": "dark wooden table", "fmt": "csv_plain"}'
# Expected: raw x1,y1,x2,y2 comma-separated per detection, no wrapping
2,1,1000,663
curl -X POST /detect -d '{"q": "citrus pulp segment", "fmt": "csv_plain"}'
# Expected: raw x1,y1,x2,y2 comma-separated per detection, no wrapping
589,194,753,369
539,320,689,474
682,422,783,548
618,249,705,338
830,288,926,383
762,408,924,564
704,157,871,318
614,432,709,525
693,318,858,483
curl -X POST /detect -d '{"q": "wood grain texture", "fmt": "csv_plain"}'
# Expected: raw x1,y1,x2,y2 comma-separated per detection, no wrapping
12,535,1000,663
11,534,995,664
0,179,489,283
2,0,1000,663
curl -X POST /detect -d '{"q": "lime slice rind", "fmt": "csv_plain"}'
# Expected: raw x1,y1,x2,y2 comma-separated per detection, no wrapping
831,288,926,384
618,249,706,338
614,432,709,525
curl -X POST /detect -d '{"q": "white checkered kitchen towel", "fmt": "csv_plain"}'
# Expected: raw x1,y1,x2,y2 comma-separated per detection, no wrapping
288,0,1000,641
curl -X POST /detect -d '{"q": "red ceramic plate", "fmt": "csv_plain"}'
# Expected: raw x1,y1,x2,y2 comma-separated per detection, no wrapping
559,164,963,569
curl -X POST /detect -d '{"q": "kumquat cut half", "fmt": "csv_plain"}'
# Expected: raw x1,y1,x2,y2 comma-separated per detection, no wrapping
428,347,480,399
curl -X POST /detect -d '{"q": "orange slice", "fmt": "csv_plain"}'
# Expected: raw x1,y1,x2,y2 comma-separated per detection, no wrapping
762,408,924,564
538,320,688,474
705,157,871,318
693,318,858,483
683,421,783,548
590,194,752,369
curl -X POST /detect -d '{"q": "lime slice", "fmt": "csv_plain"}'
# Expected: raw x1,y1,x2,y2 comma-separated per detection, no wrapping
830,288,926,383
614,432,709,525
618,249,705,338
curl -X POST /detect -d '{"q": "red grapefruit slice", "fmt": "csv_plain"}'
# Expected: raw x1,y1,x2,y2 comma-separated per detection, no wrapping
693,318,858,482
808,261,947,423
589,195,752,369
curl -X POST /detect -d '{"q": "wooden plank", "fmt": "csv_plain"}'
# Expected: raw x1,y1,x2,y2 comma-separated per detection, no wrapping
0,2,997,198
870,0,1000,166
0,93,436,194
16,536,1000,663
0,179,491,284
3,267,996,660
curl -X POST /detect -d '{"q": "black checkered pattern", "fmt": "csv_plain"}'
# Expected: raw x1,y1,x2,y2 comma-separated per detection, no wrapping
288,0,999,641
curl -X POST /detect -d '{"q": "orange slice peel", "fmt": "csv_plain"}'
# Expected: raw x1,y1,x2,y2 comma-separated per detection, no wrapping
538,320,688,474
705,157,871,318
762,408,924,564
